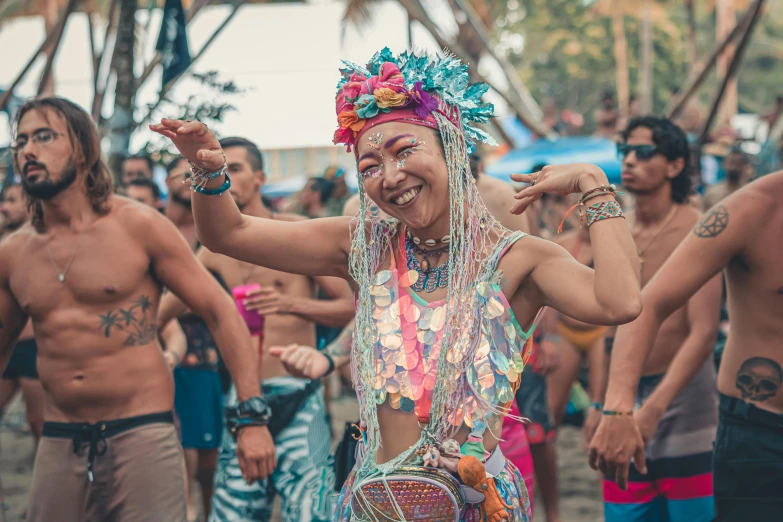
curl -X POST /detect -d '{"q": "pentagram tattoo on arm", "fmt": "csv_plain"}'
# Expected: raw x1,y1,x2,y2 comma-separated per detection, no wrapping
693,204,729,238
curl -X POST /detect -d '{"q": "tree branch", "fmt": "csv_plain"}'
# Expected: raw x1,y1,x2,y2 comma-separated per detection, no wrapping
0,0,77,111
137,0,246,128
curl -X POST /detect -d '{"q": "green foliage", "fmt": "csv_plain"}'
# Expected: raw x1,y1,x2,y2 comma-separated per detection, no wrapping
489,0,783,131
138,70,245,157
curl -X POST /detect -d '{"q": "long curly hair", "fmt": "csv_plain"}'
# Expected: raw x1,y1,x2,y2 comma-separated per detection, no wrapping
12,97,113,231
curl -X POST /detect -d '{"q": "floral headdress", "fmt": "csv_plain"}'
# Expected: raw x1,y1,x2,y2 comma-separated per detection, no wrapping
333,48,496,154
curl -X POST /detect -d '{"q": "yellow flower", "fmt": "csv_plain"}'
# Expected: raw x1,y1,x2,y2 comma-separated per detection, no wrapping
374,88,409,109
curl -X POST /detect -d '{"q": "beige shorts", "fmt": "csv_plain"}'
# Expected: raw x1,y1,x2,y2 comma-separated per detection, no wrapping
28,412,185,522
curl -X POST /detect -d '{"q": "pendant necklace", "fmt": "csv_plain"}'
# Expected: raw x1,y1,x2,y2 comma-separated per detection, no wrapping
405,235,449,293
635,205,678,265
45,233,84,283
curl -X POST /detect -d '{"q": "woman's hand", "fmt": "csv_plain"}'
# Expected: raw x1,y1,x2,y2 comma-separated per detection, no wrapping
510,163,609,215
149,119,224,172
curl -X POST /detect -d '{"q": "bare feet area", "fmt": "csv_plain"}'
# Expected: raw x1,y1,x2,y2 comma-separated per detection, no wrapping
1,394,602,521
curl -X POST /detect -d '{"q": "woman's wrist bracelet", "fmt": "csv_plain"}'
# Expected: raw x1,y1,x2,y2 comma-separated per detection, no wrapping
590,402,604,411
586,201,624,227
193,172,231,196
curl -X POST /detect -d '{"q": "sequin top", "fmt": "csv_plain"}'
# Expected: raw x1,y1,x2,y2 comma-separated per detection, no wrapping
366,230,534,438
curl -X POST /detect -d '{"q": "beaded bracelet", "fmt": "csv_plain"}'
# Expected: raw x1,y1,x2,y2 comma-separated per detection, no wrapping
602,409,634,417
557,186,624,233
585,201,624,228
193,172,231,196
590,402,604,411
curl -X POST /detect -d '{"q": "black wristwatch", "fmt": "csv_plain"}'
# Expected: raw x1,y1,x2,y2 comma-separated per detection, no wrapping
230,396,271,438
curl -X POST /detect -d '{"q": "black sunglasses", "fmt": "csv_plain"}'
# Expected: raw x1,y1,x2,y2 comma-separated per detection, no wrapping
616,143,661,161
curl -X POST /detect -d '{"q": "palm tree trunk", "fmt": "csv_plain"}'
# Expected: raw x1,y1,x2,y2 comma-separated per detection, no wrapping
715,0,737,128
685,0,698,69
639,0,653,113
108,0,138,181
612,2,629,121
38,0,59,96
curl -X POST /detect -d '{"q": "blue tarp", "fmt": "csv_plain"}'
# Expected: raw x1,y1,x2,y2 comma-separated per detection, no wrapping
261,174,359,198
485,136,623,185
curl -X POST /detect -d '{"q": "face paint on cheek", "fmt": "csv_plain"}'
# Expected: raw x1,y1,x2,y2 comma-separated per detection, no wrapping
360,165,383,180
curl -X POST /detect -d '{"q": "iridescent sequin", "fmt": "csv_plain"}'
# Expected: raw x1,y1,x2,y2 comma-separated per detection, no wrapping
366,238,533,437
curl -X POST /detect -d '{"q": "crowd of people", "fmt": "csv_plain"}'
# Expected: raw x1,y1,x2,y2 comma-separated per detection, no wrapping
0,46,781,522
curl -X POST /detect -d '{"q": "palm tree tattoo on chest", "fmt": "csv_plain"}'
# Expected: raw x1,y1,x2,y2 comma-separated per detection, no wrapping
693,204,729,238
98,296,158,346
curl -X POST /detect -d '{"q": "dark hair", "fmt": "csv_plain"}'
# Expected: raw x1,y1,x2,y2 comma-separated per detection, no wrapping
124,153,154,174
307,177,334,202
621,116,692,203
165,155,186,174
128,177,161,200
1,182,23,201
12,97,113,231
219,136,264,171
601,89,615,101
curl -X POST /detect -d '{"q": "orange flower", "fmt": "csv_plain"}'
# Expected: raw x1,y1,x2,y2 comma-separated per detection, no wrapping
337,110,366,132
374,88,409,109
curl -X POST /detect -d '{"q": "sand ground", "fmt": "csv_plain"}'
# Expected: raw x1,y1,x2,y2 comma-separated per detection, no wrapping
1,392,603,522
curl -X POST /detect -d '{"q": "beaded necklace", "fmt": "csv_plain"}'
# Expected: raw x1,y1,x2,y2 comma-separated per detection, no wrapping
405,234,449,292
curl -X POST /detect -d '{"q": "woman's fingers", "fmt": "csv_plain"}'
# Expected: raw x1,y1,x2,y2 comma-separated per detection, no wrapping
178,120,208,135
160,118,186,129
510,193,540,215
510,172,540,183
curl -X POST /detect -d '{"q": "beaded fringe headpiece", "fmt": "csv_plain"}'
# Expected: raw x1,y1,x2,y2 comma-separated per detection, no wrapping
337,49,518,518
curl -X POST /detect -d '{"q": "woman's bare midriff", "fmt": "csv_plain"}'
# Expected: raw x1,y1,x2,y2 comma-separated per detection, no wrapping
376,402,503,464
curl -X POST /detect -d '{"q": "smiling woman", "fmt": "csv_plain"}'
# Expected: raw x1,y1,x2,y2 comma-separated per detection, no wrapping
153,47,642,522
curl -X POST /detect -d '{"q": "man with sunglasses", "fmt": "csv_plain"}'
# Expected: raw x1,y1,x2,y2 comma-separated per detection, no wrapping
591,143,783,520
590,116,723,522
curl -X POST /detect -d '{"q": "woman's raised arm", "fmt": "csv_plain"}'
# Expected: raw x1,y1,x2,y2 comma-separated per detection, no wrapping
151,119,352,278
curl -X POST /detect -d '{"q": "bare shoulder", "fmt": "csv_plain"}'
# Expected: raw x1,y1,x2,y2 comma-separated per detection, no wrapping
477,175,515,198
675,202,701,228
112,195,185,246
699,176,777,229
0,224,35,277
503,233,563,268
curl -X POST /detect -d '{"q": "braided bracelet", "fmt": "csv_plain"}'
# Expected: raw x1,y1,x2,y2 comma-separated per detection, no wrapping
193,172,231,196
580,184,619,204
585,201,624,228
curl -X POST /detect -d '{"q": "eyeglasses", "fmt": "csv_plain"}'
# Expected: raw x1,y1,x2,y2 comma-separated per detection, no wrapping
11,128,64,153
616,143,661,161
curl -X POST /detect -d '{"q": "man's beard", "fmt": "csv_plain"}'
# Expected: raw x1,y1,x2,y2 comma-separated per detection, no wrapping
170,192,192,208
21,160,78,200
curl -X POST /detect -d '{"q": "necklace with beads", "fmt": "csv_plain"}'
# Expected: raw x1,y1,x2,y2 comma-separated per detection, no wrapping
405,235,449,292
407,230,450,247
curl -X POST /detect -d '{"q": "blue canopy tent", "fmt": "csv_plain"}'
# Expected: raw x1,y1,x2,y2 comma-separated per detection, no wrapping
485,136,622,185
261,173,359,199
